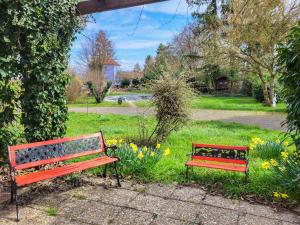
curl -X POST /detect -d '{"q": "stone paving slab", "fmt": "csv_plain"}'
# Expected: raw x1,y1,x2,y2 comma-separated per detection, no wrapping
0,178,299,225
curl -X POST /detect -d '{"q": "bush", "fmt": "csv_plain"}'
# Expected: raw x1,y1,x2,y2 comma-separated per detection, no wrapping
278,21,300,154
149,72,194,143
132,78,141,87
261,152,300,194
106,139,169,177
67,72,82,102
250,138,286,160
240,80,253,96
121,79,130,88
252,84,282,103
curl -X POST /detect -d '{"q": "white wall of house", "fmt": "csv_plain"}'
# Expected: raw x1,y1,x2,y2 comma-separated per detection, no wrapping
103,65,118,85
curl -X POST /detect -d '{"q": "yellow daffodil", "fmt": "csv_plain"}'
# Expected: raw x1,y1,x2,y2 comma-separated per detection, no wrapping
251,137,265,145
281,151,289,160
130,143,138,153
270,159,278,166
107,139,118,146
143,146,148,152
156,143,161,149
138,151,144,159
150,152,155,157
284,141,289,147
163,148,170,156
261,162,270,170
273,192,280,198
281,193,289,199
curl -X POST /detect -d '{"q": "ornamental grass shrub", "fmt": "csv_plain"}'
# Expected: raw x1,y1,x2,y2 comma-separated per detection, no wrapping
250,137,286,160
148,71,194,144
106,139,170,178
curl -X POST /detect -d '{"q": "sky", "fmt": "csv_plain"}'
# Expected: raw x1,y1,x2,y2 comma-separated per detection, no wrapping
69,0,196,72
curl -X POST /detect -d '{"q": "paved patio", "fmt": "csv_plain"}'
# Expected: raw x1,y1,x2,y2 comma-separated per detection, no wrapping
0,177,299,225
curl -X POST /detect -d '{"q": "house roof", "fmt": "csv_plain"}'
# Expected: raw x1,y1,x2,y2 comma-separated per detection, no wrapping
103,58,120,66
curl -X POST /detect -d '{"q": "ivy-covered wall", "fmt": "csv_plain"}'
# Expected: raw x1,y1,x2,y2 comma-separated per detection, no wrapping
0,0,82,159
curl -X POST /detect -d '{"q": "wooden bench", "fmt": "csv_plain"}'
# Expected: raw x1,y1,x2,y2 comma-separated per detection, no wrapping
185,143,249,179
8,132,120,221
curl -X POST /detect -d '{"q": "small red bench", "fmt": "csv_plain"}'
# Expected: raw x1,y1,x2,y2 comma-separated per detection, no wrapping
185,143,249,179
8,132,120,221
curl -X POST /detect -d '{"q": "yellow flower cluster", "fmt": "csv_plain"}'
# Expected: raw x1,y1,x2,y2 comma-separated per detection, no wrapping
156,143,161,149
106,139,117,146
250,137,265,150
273,192,289,199
281,151,289,160
270,159,278,166
138,151,144,159
130,143,138,153
261,162,270,170
106,139,124,147
163,148,170,156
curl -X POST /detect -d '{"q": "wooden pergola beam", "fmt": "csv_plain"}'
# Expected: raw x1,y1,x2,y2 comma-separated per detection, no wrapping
76,0,169,15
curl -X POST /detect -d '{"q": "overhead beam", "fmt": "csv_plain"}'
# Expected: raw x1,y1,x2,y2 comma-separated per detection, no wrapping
76,0,169,15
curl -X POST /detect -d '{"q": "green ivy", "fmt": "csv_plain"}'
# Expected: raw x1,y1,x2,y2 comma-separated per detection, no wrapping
278,21,300,154
0,0,83,154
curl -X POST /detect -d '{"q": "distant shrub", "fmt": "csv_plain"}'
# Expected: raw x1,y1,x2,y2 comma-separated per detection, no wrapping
67,72,82,102
132,78,141,87
240,80,253,96
121,79,130,88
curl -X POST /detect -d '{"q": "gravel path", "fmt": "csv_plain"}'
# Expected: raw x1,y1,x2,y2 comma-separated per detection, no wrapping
1,178,299,225
69,107,287,131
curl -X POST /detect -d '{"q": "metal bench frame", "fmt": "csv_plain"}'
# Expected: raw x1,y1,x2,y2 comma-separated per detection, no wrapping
8,131,120,221
185,143,249,180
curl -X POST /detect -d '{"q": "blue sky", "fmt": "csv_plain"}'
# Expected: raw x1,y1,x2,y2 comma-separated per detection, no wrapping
69,0,195,71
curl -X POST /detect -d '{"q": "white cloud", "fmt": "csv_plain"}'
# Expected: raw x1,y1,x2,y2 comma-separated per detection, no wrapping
144,0,193,15
116,40,160,50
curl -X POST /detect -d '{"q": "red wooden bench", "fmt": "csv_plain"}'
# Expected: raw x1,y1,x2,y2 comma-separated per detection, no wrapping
8,131,120,221
185,143,249,179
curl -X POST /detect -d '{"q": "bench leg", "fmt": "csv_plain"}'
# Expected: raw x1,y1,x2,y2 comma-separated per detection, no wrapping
113,162,121,187
10,181,14,203
186,166,189,180
103,164,107,178
14,184,19,222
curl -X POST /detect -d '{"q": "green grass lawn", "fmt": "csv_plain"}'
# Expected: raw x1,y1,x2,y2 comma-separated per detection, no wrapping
136,96,287,113
66,112,297,202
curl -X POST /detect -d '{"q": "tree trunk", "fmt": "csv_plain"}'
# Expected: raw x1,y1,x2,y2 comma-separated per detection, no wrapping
269,72,276,107
257,69,272,106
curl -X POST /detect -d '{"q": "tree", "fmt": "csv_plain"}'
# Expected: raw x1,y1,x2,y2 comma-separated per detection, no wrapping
85,70,112,103
81,31,115,71
278,21,300,155
133,63,141,72
221,0,299,105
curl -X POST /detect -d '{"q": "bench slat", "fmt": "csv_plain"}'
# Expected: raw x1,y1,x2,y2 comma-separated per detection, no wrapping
192,156,246,165
192,143,248,151
186,161,246,172
10,133,102,151
15,156,118,186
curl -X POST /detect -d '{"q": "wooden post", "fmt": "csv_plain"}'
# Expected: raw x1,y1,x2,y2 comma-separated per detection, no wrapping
76,0,169,15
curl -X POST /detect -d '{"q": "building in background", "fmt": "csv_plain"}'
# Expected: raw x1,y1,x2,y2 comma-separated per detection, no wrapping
102,59,120,85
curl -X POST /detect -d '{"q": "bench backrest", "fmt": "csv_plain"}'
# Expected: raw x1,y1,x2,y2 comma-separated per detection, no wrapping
8,132,105,170
192,143,249,164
